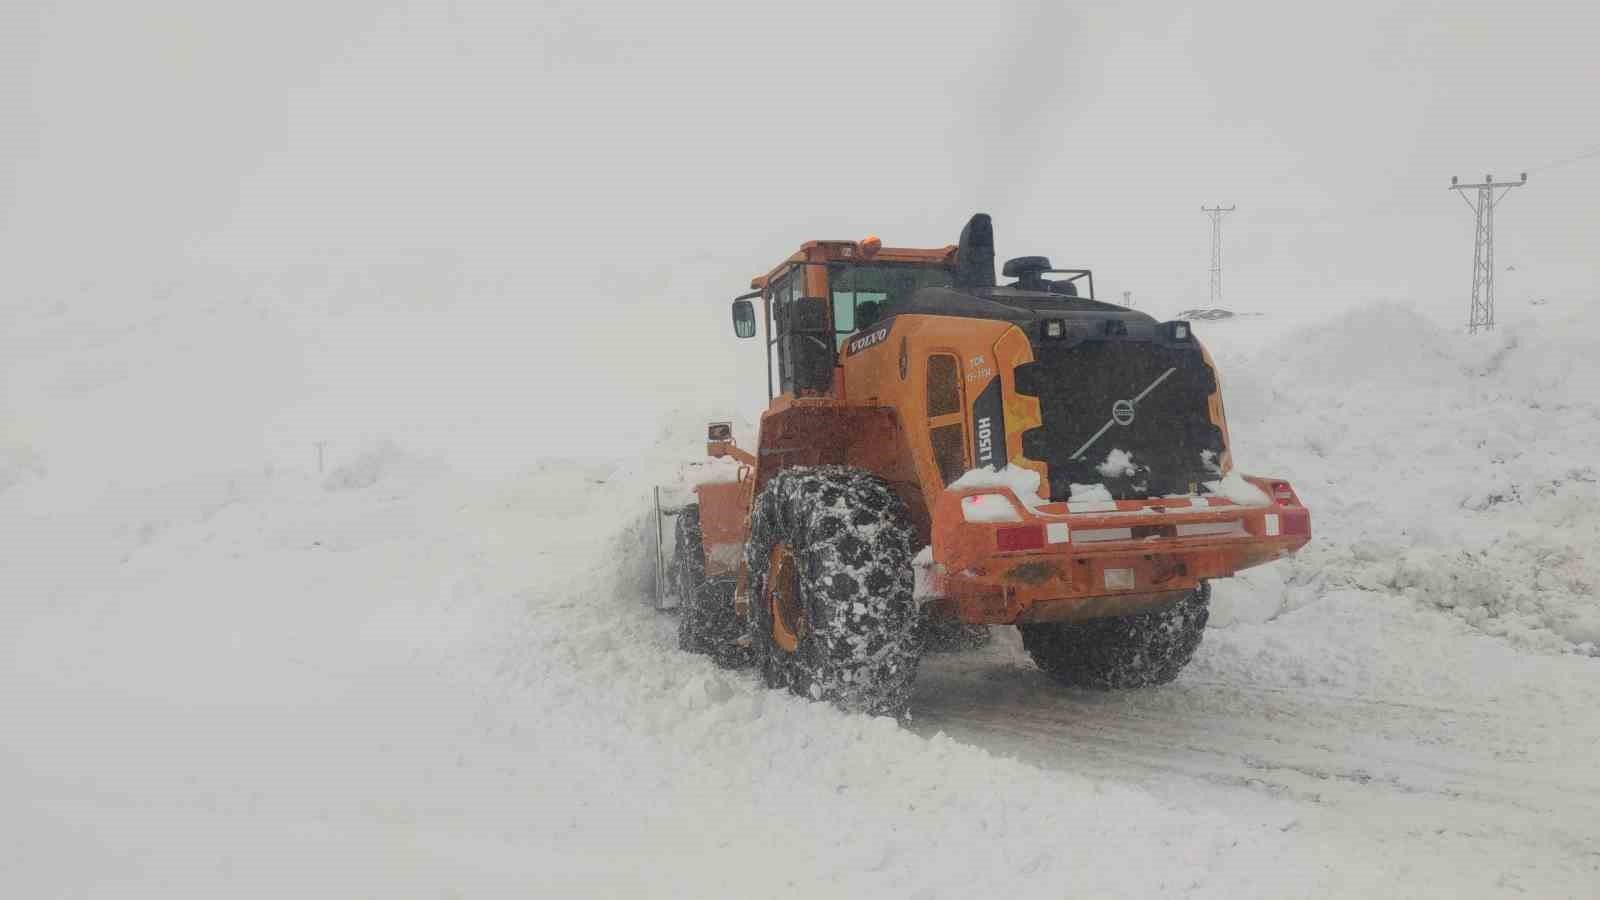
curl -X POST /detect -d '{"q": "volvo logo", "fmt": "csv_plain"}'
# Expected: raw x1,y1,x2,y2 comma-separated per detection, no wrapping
847,324,891,355
1069,367,1180,461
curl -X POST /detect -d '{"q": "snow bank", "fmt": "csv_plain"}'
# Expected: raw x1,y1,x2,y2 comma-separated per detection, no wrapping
1212,300,1600,653
320,438,442,493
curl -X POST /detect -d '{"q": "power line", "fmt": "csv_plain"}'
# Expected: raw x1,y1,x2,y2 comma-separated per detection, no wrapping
1448,173,1527,333
1200,206,1235,307
1524,142,1600,175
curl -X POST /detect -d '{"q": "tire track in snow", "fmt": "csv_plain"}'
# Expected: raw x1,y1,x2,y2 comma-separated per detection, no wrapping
910,641,1600,863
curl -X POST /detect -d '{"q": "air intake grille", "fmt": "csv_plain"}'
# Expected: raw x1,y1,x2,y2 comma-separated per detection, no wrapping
1015,340,1225,501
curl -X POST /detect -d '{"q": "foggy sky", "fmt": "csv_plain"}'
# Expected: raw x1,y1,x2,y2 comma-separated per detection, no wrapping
3,0,1597,312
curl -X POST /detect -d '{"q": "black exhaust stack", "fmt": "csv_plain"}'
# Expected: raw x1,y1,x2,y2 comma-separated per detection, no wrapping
955,213,996,289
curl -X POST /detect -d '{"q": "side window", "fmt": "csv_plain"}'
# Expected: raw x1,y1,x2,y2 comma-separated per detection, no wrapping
926,354,966,484
769,265,834,397
831,264,953,350
767,270,793,399
832,293,854,337
830,267,890,350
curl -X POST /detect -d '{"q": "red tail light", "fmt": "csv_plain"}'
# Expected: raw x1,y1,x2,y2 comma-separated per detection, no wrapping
995,525,1045,552
1271,481,1296,504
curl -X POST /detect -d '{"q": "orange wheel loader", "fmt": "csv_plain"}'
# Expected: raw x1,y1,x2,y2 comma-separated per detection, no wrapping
663,214,1310,716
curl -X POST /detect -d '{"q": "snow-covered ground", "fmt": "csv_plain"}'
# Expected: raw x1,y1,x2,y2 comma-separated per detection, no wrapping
4,275,1598,897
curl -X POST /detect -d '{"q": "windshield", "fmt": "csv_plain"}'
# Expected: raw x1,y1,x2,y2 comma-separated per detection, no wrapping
829,263,955,348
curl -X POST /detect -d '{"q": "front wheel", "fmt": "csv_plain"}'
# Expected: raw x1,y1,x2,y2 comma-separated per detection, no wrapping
744,466,922,716
673,505,750,668
1018,584,1210,690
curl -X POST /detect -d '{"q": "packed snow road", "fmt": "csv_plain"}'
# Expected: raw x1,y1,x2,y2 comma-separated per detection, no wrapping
915,616,1600,889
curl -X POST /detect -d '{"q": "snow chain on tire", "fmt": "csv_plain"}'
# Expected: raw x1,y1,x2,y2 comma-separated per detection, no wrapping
744,465,922,716
1018,583,1211,690
673,505,751,669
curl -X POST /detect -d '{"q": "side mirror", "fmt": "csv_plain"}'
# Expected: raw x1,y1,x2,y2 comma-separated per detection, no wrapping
731,299,757,339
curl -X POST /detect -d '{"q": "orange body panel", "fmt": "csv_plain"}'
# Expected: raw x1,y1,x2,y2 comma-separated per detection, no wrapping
837,314,1015,530
695,477,753,578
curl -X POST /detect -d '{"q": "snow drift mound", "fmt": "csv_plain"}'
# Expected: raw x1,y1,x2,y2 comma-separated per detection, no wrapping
320,439,442,493
1175,308,1265,321
1220,300,1600,654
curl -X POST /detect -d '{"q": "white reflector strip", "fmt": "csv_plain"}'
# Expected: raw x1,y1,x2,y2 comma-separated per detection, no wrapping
1264,513,1281,537
1175,521,1248,538
1067,499,1120,513
1046,522,1070,544
1105,568,1135,589
1073,527,1134,543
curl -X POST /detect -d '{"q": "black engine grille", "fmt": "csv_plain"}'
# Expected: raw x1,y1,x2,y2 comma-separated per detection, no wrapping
1015,340,1226,501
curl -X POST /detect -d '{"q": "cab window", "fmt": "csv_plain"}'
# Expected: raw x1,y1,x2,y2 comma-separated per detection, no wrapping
830,264,955,349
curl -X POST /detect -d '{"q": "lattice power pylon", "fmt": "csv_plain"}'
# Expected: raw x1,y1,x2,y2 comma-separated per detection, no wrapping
1449,173,1527,333
1201,205,1235,306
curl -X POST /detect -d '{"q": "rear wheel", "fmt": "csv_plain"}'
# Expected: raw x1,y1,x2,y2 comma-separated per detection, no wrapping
1018,584,1210,689
673,505,750,668
745,466,922,716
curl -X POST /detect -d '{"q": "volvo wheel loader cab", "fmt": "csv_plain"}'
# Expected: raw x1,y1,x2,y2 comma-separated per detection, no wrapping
675,214,1311,715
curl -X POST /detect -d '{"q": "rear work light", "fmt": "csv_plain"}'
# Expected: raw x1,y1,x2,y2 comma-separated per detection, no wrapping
1043,319,1067,339
995,525,1046,552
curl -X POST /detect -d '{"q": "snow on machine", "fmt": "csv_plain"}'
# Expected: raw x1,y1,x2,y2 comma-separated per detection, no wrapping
656,214,1311,715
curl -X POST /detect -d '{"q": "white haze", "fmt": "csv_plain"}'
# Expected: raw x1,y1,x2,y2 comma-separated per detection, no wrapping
7,1,1599,295
6,4,1600,896
3,0,1597,490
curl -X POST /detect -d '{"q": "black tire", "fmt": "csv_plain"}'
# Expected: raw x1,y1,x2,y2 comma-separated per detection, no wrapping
673,505,750,669
744,465,922,716
1018,583,1210,689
